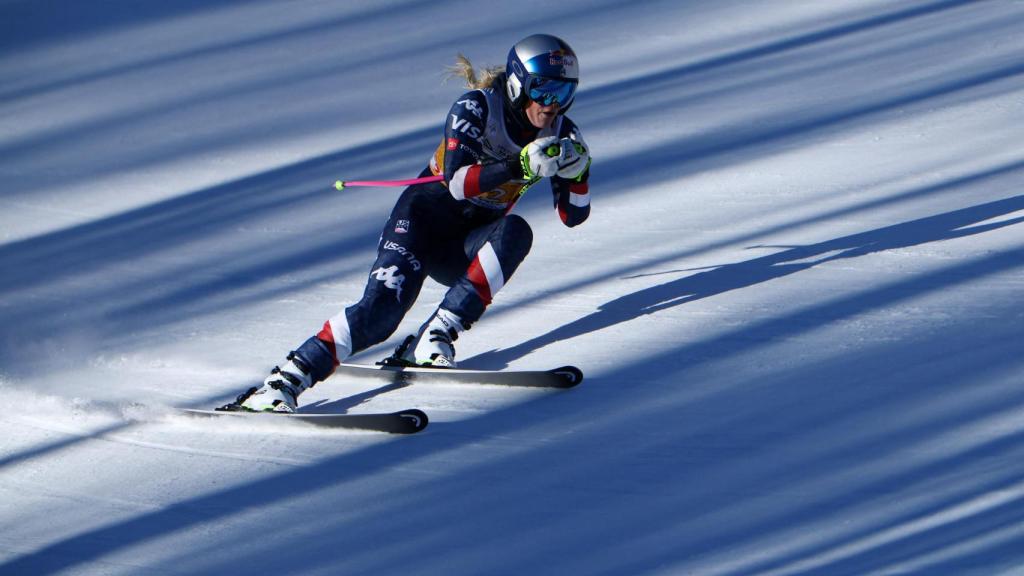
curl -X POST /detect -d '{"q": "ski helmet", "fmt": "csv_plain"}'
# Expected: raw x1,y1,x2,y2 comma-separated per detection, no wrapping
505,34,579,114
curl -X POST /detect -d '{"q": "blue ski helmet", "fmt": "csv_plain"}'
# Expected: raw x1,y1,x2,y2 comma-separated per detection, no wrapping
505,34,579,114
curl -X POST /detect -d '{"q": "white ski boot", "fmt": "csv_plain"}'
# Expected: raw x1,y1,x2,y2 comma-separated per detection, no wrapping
238,352,314,412
410,308,466,368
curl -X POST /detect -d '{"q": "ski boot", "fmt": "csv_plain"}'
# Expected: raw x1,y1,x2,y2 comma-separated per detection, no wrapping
379,308,467,368
411,308,466,368
234,352,314,413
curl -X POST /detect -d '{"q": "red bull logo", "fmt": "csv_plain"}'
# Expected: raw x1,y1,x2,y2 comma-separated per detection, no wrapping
548,49,576,67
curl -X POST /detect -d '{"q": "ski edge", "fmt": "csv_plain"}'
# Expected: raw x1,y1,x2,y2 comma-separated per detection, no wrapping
180,408,429,434
336,363,584,389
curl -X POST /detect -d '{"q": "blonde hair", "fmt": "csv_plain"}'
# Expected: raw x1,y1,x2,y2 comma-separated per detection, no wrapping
445,53,503,89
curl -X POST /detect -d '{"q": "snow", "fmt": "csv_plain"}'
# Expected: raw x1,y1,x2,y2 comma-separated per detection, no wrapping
2,0,1024,574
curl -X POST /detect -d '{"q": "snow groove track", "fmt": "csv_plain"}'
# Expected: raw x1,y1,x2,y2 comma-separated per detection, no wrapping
6,414,314,467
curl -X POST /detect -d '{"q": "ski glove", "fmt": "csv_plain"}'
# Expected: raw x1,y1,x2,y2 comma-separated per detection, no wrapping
555,131,590,180
519,136,562,180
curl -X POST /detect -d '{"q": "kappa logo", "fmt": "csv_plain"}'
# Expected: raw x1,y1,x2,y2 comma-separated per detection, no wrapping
371,265,406,302
457,98,484,119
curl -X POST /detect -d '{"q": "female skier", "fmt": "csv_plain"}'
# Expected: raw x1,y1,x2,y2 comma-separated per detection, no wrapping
236,33,592,412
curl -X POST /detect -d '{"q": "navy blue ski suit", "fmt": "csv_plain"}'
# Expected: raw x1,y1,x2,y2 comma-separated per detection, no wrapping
296,74,590,381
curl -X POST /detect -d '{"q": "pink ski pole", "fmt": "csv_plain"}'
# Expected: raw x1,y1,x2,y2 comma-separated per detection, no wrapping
334,175,443,191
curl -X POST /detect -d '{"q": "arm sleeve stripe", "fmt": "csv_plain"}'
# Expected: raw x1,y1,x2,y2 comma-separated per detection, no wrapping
569,191,590,207
448,164,482,200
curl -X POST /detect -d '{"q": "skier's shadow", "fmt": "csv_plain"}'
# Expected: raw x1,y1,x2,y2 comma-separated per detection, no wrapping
302,381,410,414
471,194,1024,369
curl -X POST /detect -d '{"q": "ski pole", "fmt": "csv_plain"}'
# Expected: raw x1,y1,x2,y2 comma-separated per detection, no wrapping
334,175,443,191
333,139,581,191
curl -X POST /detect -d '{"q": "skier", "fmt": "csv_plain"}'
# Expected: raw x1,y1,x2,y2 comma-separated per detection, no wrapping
235,34,592,412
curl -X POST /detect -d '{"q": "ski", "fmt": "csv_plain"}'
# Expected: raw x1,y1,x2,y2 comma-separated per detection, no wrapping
181,408,429,434
335,362,583,389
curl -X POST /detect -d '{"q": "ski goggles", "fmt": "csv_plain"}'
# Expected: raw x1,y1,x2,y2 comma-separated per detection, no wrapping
527,77,577,107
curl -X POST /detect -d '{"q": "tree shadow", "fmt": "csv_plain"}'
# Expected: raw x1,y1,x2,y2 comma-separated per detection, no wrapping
3,1,1023,574
472,193,1024,369
0,0,248,51
0,124,438,375
590,56,1024,194
132,294,1023,575
0,1,434,102
583,0,980,108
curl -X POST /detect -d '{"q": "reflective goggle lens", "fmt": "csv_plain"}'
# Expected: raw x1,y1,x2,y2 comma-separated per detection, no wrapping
528,77,576,107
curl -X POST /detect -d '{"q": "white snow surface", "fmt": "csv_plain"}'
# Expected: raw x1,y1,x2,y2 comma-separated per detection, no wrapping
2,1,1024,574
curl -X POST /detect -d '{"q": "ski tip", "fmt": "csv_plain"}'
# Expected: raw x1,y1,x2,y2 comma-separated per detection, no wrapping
551,366,584,387
396,408,429,433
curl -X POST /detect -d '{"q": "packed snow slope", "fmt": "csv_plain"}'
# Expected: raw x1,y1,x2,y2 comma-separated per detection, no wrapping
2,1,1024,574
